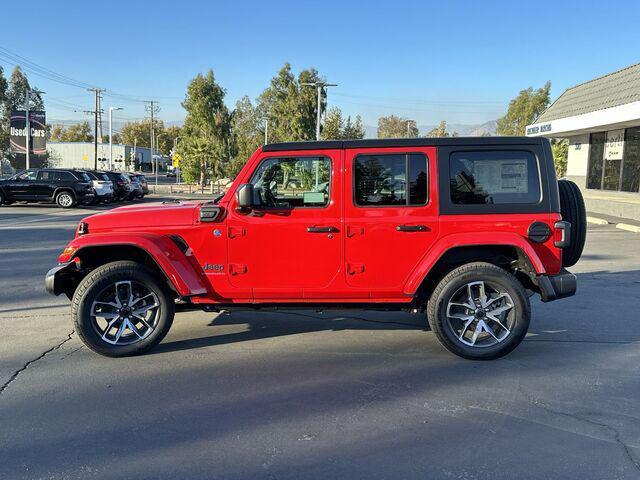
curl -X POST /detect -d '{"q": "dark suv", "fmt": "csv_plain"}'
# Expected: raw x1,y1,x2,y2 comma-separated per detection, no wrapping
99,171,132,201
0,168,95,208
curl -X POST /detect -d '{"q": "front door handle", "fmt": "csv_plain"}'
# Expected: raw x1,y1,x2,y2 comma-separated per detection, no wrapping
396,224,430,232
307,226,338,233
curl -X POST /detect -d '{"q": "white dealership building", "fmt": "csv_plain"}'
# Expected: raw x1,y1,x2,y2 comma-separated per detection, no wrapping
526,62,640,221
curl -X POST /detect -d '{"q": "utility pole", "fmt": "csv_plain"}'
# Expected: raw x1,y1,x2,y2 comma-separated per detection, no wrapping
264,119,268,145
24,88,45,170
144,100,160,186
301,81,338,140
109,107,123,170
88,88,105,169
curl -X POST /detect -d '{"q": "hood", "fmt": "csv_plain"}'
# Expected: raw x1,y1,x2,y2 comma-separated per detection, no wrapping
82,201,200,233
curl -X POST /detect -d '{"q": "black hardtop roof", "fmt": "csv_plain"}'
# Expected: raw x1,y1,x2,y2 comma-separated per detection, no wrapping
262,136,543,152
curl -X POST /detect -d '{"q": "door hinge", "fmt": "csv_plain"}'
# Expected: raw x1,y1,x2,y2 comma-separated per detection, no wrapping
347,263,365,275
228,226,246,239
346,225,364,238
229,263,248,275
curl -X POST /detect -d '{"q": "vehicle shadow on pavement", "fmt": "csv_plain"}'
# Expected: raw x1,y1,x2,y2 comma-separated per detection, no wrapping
153,269,640,355
153,310,429,355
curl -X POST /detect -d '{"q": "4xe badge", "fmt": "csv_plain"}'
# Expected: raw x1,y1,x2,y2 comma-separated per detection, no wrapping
202,263,224,272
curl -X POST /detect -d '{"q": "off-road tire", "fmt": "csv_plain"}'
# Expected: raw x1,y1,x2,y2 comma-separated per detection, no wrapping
72,261,175,357
55,190,76,208
558,179,586,267
427,262,530,360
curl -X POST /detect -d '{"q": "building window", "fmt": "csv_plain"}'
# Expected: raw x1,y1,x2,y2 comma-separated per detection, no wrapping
587,132,605,189
622,127,640,192
587,129,640,192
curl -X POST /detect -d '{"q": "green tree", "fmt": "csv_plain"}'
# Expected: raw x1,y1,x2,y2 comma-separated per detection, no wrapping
377,115,418,138
229,96,263,178
121,119,165,150
257,63,324,142
343,115,365,139
551,138,568,177
496,81,551,136
321,107,344,140
426,120,449,137
51,122,94,142
179,70,232,184
0,66,10,161
322,107,366,140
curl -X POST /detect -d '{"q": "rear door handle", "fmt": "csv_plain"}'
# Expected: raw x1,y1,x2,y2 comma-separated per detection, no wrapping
396,224,430,232
307,226,338,233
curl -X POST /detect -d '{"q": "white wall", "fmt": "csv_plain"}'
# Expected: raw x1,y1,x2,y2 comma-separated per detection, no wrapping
46,143,152,171
566,134,590,177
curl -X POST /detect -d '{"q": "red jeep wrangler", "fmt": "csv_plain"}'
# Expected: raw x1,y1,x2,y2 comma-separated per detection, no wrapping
46,137,585,360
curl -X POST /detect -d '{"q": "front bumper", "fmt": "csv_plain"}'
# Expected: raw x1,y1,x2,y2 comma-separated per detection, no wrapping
45,262,77,297
537,268,577,302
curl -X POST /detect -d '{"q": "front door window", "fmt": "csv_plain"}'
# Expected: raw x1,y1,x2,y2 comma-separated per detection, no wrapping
249,156,331,208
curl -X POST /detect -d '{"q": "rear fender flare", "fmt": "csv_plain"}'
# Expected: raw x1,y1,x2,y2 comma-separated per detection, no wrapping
403,232,546,295
63,233,208,297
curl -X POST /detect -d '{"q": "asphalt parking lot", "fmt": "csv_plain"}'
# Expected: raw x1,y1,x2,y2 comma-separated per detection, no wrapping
1,201,639,480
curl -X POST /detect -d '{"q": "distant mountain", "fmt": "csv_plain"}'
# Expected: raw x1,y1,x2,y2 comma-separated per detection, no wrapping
363,119,497,139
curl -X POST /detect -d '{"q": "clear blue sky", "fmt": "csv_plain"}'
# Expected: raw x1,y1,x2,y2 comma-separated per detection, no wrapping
2,0,640,132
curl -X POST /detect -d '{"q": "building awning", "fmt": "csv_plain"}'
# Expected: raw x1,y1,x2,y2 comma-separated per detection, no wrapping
526,62,640,137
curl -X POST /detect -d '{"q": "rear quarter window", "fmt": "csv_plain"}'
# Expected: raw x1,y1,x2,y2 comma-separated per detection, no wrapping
449,150,541,205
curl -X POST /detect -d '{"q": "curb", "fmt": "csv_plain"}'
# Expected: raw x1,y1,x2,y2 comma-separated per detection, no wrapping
616,223,640,233
586,216,609,225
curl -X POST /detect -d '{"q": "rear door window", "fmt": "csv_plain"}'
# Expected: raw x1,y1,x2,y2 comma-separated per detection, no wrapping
449,150,541,205
354,153,427,206
56,171,76,181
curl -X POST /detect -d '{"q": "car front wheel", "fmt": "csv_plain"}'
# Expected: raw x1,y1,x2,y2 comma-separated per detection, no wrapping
72,261,175,357
427,262,530,360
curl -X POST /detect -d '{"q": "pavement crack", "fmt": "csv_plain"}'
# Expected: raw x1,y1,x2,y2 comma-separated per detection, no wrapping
0,329,75,397
536,402,640,472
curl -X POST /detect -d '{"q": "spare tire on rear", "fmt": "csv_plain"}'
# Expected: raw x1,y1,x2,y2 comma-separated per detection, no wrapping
558,179,586,267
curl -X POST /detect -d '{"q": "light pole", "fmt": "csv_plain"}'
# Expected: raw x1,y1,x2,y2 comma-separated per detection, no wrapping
108,107,123,170
24,88,45,170
301,81,337,140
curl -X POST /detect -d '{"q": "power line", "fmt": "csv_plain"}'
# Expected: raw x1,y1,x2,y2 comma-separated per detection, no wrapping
0,46,98,89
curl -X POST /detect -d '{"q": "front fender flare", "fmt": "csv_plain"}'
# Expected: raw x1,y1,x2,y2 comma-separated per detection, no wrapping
403,232,546,295
61,233,208,297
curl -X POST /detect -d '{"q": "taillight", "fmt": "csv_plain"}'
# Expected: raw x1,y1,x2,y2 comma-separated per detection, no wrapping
554,221,571,248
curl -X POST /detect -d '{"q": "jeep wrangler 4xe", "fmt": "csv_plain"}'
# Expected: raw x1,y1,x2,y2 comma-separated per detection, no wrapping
46,137,585,360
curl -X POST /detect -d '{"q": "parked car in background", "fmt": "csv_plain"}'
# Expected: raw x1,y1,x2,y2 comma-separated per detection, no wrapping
127,174,144,199
82,170,114,204
0,168,95,208
130,173,148,196
100,171,132,201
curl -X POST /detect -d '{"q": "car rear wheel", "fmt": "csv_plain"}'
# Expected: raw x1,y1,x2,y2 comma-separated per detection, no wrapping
558,179,586,267
72,261,175,357
427,262,530,360
55,191,76,208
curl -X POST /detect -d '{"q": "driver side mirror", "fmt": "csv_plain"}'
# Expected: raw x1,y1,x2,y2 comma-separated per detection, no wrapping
236,183,254,213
